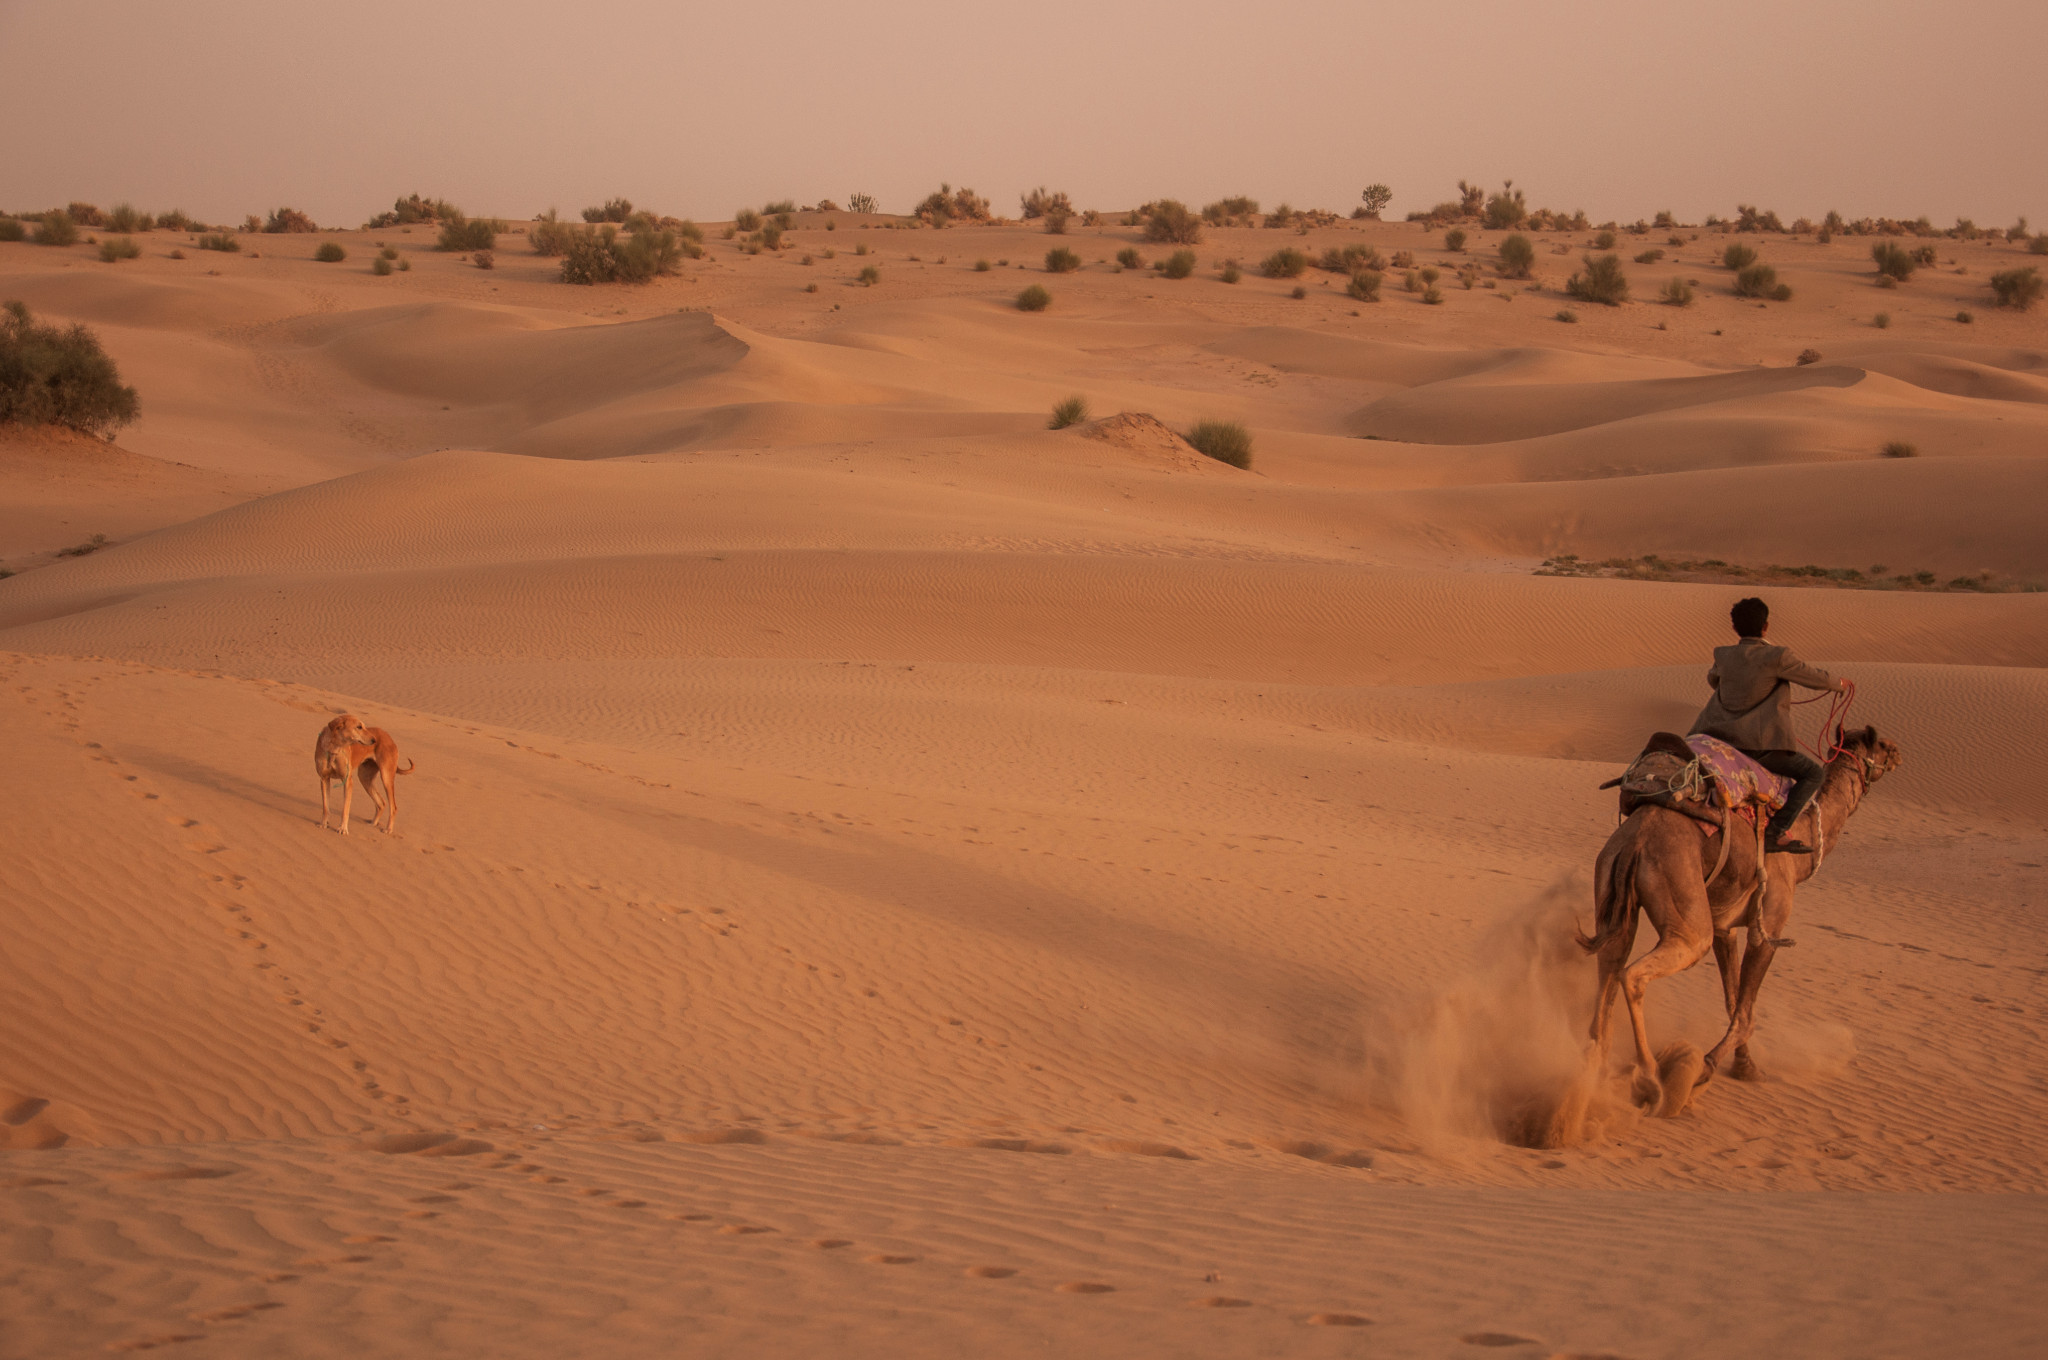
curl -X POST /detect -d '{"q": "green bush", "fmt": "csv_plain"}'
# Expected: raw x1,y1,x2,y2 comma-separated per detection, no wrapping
858,264,880,286
1016,284,1051,311
975,259,992,272
34,212,80,247
0,218,22,242
1593,230,1617,249
1556,309,1579,323
1873,311,1890,328
314,241,346,263
1565,254,1629,305
66,203,103,226
1143,200,1202,245
1048,395,1088,429
198,231,239,252
1445,228,1467,252
372,256,392,276
530,209,576,256
1957,310,1974,324
106,204,146,233
1989,266,2042,310
1660,277,1693,306
1734,263,1778,297
1318,243,1382,274
1260,247,1309,278
1723,243,1757,270
1044,247,1081,273
156,209,193,232
762,199,797,216
1220,264,1241,284
1347,270,1382,301
2031,236,2048,256
1422,286,1444,304
1185,419,1252,469
1116,247,1143,269
1634,248,1664,264
1497,233,1534,278
1160,249,1196,279
1871,241,1916,281
582,198,634,224
0,300,140,435
369,195,457,228
97,237,141,262
437,215,500,252
734,208,762,232
1482,182,1525,229
264,207,318,233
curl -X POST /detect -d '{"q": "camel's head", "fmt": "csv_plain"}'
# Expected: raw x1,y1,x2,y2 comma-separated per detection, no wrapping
1837,724,1901,784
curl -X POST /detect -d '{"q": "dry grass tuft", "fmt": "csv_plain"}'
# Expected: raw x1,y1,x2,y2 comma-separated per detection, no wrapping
1048,395,1088,429
1185,419,1252,469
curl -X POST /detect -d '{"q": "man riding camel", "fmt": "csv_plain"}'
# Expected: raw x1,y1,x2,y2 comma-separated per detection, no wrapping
1688,596,1850,856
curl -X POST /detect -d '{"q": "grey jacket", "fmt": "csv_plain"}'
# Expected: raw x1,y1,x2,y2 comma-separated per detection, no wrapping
1688,636,1844,752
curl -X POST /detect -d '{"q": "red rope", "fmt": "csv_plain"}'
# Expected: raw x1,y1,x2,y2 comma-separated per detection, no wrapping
1793,678,1857,763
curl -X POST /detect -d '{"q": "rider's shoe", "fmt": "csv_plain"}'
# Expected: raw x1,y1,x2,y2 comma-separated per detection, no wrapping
1764,833,1813,855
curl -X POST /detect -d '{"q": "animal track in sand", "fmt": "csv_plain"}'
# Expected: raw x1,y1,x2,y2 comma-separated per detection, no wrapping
353,1131,494,1157
1462,1332,1540,1347
1193,1295,1253,1308
812,1238,853,1248
107,1332,206,1350
121,1165,238,1181
948,1136,1071,1154
1056,1281,1116,1294
1097,1139,1193,1159
866,1253,920,1265
677,1127,768,1144
964,1265,1018,1278
717,1223,776,1235
1268,1139,1374,1169
1306,1312,1372,1326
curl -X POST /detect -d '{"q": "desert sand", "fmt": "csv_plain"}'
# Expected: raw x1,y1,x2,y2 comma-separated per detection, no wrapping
3,211,2046,1358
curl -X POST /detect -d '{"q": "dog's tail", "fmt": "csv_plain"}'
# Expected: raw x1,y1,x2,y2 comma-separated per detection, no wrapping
397,758,416,775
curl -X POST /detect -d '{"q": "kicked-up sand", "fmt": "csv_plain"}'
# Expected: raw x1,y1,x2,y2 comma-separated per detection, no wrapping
2,212,2045,1358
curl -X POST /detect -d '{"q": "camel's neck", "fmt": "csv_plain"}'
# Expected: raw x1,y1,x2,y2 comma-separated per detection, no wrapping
1809,758,1867,859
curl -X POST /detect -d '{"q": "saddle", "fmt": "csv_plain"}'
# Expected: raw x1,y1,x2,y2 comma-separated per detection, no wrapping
1602,732,1795,886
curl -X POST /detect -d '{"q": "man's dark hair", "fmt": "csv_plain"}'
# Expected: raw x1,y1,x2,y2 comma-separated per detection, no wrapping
1731,597,1769,638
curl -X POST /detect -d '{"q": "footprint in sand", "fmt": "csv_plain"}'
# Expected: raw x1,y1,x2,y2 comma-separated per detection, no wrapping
1307,1313,1372,1326
1056,1281,1115,1294
1097,1140,1193,1160
717,1224,775,1235
865,1253,919,1265
121,1166,237,1181
107,1332,206,1351
353,1132,494,1157
948,1136,1071,1155
1193,1296,1253,1308
811,1238,852,1249
964,1266,1017,1278
677,1127,768,1145
1462,1333,1540,1347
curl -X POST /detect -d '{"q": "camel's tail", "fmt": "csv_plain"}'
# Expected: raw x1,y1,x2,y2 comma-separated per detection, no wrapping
1577,834,1640,954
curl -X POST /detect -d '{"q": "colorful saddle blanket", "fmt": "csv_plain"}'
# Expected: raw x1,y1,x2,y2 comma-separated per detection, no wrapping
1609,731,1792,820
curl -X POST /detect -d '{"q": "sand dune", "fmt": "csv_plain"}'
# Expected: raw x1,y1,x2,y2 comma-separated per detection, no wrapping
3,216,2045,1357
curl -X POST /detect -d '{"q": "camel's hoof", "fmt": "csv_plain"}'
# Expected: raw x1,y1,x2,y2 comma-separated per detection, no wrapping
1730,1052,1765,1083
1694,1054,1718,1090
1629,1068,1662,1111
1654,1042,1704,1118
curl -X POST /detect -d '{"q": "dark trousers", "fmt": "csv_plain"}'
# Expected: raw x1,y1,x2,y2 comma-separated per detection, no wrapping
1742,748,1825,839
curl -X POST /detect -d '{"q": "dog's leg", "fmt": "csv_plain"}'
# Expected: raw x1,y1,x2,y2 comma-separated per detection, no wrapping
339,764,353,836
384,765,398,835
319,773,331,829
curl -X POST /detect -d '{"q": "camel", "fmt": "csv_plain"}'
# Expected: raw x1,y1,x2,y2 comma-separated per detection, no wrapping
1578,725,1902,1116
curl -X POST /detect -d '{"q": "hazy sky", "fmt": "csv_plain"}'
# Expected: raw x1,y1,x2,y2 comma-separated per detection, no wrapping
5,0,2043,228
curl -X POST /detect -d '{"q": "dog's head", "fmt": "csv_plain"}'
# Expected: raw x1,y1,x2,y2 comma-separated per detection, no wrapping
325,713,372,747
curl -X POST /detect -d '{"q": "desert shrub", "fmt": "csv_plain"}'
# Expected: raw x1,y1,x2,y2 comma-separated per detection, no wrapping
762,199,797,216
1347,270,1382,301
1260,248,1308,278
1797,348,1822,365
1044,247,1080,273
198,231,239,252
0,300,140,435
760,224,784,251
1445,228,1467,252
858,265,880,286
734,208,762,232
1318,243,1382,274
580,199,633,224
379,246,399,260
314,241,346,263
0,218,22,242
1771,283,1793,301
1882,441,1917,458
1723,243,1757,270
1221,264,1242,284
1016,284,1051,311
1291,285,1308,300
1556,309,1579,323
264,207,317,233
1593,230,1617,250
1202,195,1260,225
155,209,193,232
1391,250,1415,268
1265,203,1295,228
1497,233,1534,278
1185,419,1251,469
1989,266,2042,310
1874,311,1891,328
530,209,575,256
1871,241,1916,281
372,256,392,276
95,236,139,262
242,214,262,234
1483,185,1526,230
1160,249,1196,279
1733,263,1778,297
437,215,500,252
1566,254,1629,305
1911,244,1938,266
1020,187,1073,220
1048,395,1088,429
1660,277,1693,306
1042,211,1070,235
1419,266,1440,285
846,192,877,215
66,203,104,226
1359,184,1393,219
105,204,146,233
1143,200,1202,245
1957,310,1974,323
1635,249,1664,264
369,195,456,227
1422,286,1443,305
474,250,495,270
34,212,80,247
2030,236,2048,256
1116,247,1143,269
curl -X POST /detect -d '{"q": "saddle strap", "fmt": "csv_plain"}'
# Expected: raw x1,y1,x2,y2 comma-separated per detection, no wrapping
1703,803,1735,889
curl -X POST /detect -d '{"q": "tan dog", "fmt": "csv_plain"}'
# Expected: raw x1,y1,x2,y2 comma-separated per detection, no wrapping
350,727,415,836
314,714,375,834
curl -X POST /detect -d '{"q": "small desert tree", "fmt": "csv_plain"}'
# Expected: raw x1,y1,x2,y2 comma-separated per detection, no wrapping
1482,182,1526,230
847,192,878,214
1020,187,1074,220
1872,241,1916,282
264,207,318,233
1566,254,1629,305
1359,184,1393,219
0,300,140,435
1497,233,1535,278
1990,266,2042,311
1143,201,1202,245
530,209,576,256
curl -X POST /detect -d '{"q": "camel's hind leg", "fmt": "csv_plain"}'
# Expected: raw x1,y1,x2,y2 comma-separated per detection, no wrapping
1620,931,1707,1112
